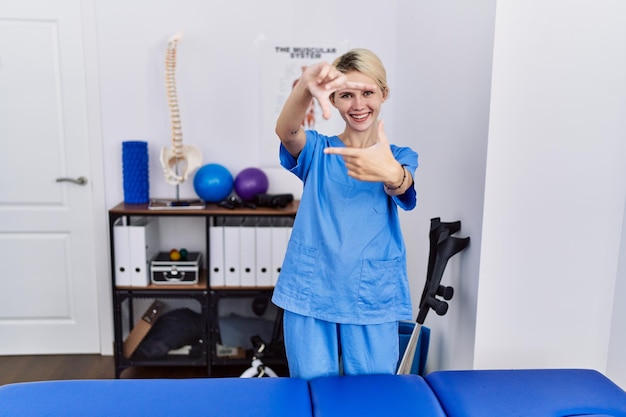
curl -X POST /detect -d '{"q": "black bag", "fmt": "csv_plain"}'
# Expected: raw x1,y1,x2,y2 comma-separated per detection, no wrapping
133,308,204,360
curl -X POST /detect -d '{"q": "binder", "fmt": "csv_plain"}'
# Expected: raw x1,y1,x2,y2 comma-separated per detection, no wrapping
239,218,257,287
113,217,131,286
209,219,225,287
271,218,292,286
223,217,242,287
255,218,273,287
128,217,160,286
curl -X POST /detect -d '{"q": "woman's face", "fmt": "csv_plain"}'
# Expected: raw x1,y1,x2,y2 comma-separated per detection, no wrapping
332,70,386,133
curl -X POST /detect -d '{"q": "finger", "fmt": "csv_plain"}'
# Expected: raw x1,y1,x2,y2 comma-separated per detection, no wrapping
344,81,379,91
316,64,333,84
323,73,349,91
377,119,390,146
323,147,359,156
318,98,333,120
312,91,335,120
323,147,343,155
315,64,345,88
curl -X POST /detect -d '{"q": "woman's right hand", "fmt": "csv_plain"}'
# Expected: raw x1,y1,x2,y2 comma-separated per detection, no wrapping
302,62,377,120
275,60,377,157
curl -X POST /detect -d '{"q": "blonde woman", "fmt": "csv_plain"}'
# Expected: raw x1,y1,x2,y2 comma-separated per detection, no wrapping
272,49,418,379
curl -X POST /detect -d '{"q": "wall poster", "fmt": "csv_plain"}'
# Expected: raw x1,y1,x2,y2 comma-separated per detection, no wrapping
260,44,349,167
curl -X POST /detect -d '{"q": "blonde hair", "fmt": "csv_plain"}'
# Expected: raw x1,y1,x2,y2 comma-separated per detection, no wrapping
332,48,389,98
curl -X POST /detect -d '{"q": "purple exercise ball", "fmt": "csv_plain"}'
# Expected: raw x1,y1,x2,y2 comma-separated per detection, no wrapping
234,167,269,201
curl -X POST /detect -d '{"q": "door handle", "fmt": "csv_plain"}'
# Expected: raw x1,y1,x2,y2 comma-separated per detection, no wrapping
56,176,88,186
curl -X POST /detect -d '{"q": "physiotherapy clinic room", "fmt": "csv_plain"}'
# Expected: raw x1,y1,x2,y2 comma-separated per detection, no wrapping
6,0,626,388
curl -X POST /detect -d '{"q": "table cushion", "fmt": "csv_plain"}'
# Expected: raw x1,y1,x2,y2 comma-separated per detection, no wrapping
426,369,626,417
309,374,447,417
0,377,312,417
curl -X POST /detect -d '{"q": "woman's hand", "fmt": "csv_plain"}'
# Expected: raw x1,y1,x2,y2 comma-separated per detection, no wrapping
302,62,377,120
275,61,377,158
324,120,411,194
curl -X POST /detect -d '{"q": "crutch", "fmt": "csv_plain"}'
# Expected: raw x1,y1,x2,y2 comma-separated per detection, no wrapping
397,218,469,375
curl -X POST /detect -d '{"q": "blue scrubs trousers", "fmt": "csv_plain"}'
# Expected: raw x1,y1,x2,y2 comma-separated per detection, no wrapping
283,310,399,380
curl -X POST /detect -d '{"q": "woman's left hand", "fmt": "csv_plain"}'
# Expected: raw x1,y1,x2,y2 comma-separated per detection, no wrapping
324,120,404,185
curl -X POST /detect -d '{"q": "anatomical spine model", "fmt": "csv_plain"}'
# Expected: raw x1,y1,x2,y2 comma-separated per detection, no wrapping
160,32,202,185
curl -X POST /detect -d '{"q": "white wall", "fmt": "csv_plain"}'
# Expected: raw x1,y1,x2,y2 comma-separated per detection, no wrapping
476,0,626,377
395,1,496,370
607,203,626,387
95,0,398,207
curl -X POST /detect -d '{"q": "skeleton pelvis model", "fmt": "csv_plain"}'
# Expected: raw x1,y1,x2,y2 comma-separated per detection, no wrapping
160,32,202,185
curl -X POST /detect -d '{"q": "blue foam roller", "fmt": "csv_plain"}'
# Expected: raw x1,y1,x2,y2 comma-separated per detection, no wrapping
122,141,149,204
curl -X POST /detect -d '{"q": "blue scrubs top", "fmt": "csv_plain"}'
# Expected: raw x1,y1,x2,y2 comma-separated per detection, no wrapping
272,130,418,325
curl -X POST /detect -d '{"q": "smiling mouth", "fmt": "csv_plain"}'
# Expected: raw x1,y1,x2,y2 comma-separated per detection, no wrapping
351,113,370,121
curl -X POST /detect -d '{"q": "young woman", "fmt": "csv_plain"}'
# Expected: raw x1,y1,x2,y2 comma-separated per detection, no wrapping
272,48,418,379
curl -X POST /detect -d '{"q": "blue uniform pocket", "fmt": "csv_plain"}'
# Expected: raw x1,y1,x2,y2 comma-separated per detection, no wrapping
357,258,400,311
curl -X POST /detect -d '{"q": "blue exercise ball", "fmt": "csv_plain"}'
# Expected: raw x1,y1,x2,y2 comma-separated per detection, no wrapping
234,167,269,201
193,163,234,202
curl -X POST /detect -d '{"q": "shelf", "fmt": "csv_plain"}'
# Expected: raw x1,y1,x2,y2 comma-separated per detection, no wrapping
210,286,275,291
109,200,299,217
211,356,285,367
122,355,207,367
116,270,208,291
114,269,278,292
109,201,294,378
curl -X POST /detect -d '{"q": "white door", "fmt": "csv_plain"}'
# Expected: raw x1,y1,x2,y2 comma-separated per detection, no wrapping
0,0,101,353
